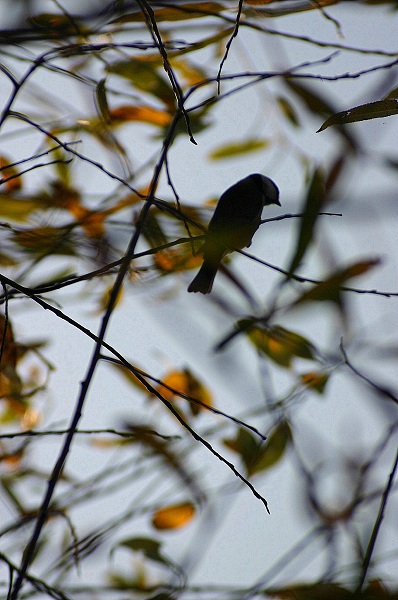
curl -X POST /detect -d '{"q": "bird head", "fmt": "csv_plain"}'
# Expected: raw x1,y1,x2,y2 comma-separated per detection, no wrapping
249,173,280,207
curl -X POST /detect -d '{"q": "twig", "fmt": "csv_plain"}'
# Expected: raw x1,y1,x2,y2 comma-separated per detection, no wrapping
355,445,398,592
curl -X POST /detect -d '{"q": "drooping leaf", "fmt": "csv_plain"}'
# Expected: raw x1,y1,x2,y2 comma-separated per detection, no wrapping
155,368,212,415
0,155,22,191
277,96,300,127
317,99,398,132
248,421,292,476
152,502,195,530
285,78,358,150
96,78,111,124
109,105,172,127
114,537,168,568
286,167,325,277
0,194,47,222
209,138,269,160
241,321,316,368
111,3,226,24
267,581,353,600
107,59,175,109
294,259,381,305
223,428,260,471
300,371,329,394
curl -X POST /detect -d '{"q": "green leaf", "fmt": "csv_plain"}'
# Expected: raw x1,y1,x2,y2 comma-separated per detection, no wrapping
294,259,381,305
223,428,260,470
115,537,167,567
208,138,269,160
248,421,292,476
96,78,111,124
277,96,300,127
287,167,325,277
241,321,316,368
107,59,175,109
317,99,398,132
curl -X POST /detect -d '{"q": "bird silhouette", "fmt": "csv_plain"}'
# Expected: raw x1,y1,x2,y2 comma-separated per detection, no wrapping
188,174,280,294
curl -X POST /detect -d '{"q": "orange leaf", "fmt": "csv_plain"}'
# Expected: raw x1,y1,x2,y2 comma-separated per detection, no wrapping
110,105,172,127
152,502,195,530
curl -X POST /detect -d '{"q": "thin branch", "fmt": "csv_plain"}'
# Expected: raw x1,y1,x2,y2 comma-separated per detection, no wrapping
355,445,398,592
340,341,398,405
216,0,244,94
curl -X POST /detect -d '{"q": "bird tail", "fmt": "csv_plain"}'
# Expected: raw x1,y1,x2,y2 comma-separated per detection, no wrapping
187,261,218,294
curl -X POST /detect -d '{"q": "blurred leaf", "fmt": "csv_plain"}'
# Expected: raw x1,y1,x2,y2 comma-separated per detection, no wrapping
156,368,213,416
241,321,316,368
0,155,22,191
115,537,169,568
0,314,17,368
0,195,46,222
267,582,353,599
152,502,195,530
300,371,329,394
110,105,172,127
96,78,111,124
209,138,269,160
13,226,77,256
318,99,398,132
154,247,202,274
294,259,381,305
111,3,226,24
277,96,300,127
223,428,260,469
248,421,292,476
287,167,325,277
107,59,175,109
285,79,358,150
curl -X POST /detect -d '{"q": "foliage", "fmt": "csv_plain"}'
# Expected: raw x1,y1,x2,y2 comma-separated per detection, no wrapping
0,1,397,600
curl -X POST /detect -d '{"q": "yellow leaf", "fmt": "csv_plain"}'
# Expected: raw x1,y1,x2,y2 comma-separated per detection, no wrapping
209,138,269,160
152,502,195,530
0,195,45,221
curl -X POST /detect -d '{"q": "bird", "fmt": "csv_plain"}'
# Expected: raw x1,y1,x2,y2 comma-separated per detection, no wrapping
187,173,280,294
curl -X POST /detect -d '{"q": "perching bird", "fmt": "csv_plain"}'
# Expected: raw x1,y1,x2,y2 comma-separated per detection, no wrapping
187,173,280,294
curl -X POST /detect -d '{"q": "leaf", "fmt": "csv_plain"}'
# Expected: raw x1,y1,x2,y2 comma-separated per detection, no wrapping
109,105,172,127
107,59,175,109
300,371,329,394
267,582,353,600
0,194,46,222
155,368,213,416
152,502,195,530
111,3,226,24
223,428,260,470
277,96,300,127
115,537,168,567
317,99,398,132
0,155,22,191
12,226,77,256
287,167,325,277
294,259,381,305
209,138,269,160
96,78,111,124
248,421,292,476
241,321,316,368
285,79,358,150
